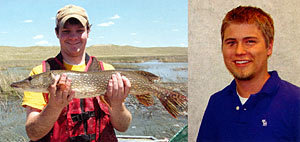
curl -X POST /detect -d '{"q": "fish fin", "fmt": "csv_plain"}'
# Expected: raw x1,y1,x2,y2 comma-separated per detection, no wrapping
134,71,160,82
135,93,154,106
50,72,56,85
157,90,188,119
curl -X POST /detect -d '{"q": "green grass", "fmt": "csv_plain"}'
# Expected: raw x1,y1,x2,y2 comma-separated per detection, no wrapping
0,71,26,100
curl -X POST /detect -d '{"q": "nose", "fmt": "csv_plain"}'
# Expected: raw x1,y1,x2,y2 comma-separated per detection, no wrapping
235,42,246,55
68,32,79,40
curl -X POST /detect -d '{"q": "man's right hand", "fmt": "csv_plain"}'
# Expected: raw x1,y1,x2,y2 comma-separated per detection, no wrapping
47,73,75,110
25,73,75,141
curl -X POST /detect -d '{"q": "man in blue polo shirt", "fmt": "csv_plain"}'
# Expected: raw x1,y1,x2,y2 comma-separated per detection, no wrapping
197,6,300,142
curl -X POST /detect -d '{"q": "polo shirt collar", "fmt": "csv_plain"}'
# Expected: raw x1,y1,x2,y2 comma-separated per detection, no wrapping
228,71,281,96
257,71,280,96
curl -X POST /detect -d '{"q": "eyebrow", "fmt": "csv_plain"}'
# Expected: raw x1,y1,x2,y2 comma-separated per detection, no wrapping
224,38,236,42
224,36,258,42
243,36,258,40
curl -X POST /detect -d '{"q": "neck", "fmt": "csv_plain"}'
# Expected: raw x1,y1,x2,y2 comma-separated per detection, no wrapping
235,71,270,98
61,52,86,65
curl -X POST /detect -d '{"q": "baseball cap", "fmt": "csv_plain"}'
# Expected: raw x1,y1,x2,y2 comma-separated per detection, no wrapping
56,4,89,28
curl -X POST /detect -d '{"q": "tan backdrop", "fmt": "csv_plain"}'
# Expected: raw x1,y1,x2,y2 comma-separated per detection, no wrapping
189,0,300,141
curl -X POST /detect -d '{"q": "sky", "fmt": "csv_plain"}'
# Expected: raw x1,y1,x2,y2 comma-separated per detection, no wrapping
0,0,187,48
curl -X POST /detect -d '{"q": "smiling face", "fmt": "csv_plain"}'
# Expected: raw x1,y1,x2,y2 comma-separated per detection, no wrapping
56,19,89,57
222,23,273,81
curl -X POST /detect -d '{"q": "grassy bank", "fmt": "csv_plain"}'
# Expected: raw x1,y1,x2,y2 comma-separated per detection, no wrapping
0,45,187,71
0,45,187,61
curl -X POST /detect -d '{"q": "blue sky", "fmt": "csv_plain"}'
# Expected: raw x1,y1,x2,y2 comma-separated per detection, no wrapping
0,0,187,47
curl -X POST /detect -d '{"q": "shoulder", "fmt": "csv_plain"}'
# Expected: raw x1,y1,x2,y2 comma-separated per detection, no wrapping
101,62,115,70
209,83,234,104
277,79,300,100
212,82,234,98
91,56,115,70
269,71,300,97
279,79,300,93
29,64,43,75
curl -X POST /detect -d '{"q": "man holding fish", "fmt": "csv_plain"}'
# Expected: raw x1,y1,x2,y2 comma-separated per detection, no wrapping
21,5,132,141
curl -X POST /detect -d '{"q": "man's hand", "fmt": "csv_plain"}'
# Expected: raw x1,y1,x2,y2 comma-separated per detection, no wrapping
47,73,75,110
26,73,75,141
105,73,131,108
105,72,132,132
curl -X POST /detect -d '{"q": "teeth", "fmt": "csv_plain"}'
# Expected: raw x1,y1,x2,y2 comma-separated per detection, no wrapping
236,61,249,64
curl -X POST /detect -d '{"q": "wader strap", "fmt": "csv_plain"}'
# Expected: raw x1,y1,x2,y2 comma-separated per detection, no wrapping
71,111,95,122
69,133,96,142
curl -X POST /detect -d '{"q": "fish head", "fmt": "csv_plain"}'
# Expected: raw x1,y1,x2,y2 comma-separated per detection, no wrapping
10,72,55,93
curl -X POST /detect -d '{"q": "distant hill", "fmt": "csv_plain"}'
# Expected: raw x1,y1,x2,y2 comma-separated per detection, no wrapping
88,44,187,57
0,45,187,61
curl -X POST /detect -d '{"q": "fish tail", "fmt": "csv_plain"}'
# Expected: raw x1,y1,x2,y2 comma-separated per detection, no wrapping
157,89,188,119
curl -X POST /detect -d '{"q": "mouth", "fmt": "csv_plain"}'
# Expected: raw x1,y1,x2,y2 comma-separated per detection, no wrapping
10,83,19,88
235,60,249,64
234,60,251,66
67,42,81,46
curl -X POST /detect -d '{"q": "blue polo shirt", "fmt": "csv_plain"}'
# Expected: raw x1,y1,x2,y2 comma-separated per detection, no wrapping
197,71,300,142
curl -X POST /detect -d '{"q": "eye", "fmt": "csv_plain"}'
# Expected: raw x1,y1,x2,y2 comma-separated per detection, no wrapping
61,30,70,34
77,29,85,33
245,40,256,45
225,41,236,47
28,76,32,81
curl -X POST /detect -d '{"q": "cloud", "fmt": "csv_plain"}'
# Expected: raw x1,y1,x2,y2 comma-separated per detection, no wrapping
131,33,137,36
33,35,44,39
133,41,141,44
99,36,104,39
180,43,187,47
0,32,8,34
110,14,120,19
97,21,114,27
23,20,33,23
172,29,179,32
35,40,49,46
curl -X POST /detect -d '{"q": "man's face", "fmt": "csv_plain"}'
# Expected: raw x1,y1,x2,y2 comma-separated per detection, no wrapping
222,23,272,80
56,22,89,57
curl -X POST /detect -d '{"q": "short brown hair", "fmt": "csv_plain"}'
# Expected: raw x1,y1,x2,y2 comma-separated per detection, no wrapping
221,6,274,46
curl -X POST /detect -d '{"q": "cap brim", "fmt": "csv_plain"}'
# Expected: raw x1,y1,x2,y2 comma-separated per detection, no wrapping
59,14,87,28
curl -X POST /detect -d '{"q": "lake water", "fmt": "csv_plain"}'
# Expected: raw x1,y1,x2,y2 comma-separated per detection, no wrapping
0,61,188,141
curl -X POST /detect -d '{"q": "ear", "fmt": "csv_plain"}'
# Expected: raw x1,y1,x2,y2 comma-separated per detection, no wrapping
55,28,59,38
267,40,273,57
87,29,90,38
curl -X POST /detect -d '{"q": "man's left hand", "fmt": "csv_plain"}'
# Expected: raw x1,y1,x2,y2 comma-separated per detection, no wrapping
105,73,131,108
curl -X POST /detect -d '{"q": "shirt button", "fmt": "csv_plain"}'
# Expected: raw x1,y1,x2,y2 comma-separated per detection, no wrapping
243,108,247,111
236,106,240,110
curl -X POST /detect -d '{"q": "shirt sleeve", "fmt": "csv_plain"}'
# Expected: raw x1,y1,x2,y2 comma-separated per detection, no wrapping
102,62,115,70
21,65,46,110
197,95,218,142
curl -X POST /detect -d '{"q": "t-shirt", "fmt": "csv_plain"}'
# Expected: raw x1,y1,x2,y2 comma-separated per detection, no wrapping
21,61,114,110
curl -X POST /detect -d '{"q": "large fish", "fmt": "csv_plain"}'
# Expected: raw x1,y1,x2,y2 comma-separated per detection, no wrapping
10,70,187,118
